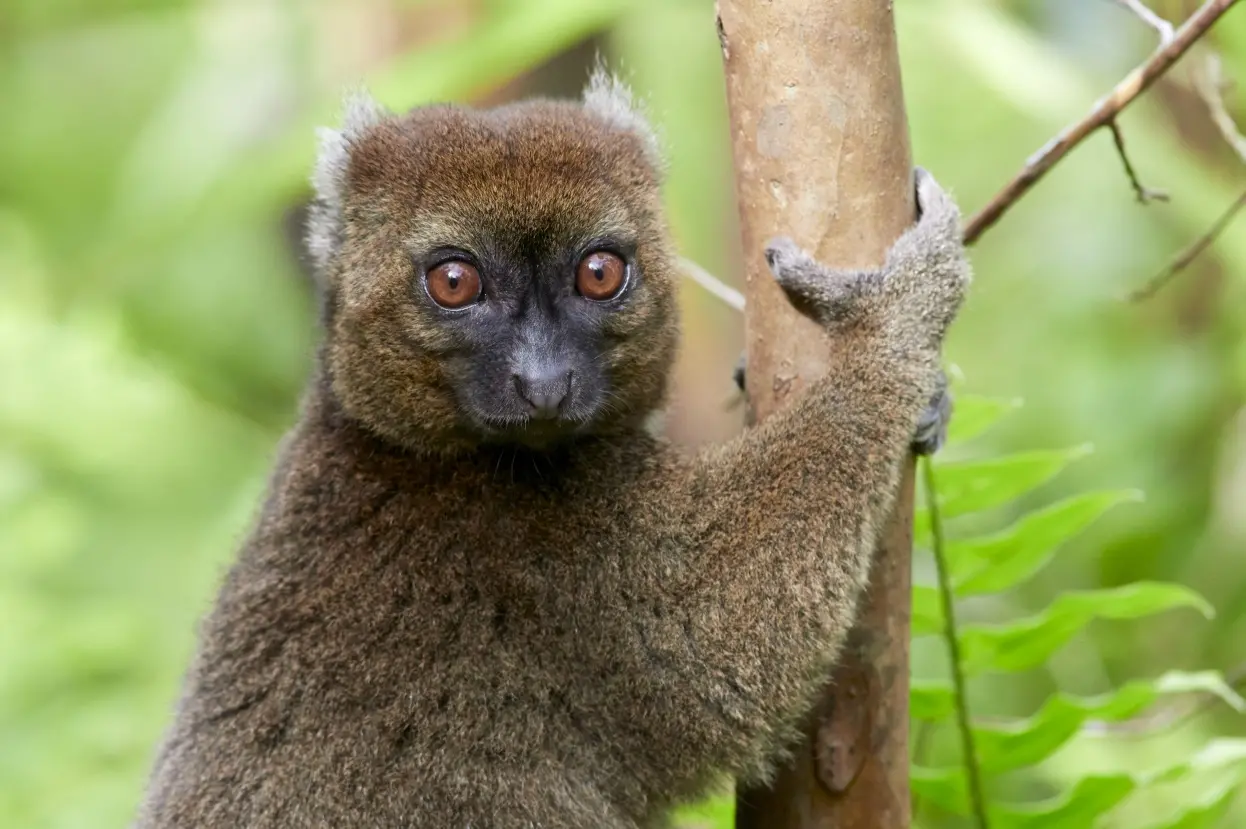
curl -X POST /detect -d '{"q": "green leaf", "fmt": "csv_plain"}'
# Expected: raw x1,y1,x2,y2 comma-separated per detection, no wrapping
911,671,1244,765
1153,739,1246,783
912,585,944,636
945,394,1023,445
976,672,1244,772
911,765,968,815
911,680,955,722
1153,670,1246,712
951,490,1143,596
916,740,1246,823
992,775,1136,829
1138,777,1242,828
974,686,1154,773
910,768,1138,823
958,583,1212,676
923,445,1091,520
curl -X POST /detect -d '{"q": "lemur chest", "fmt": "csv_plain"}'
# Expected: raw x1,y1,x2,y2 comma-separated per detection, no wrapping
295,540,639,765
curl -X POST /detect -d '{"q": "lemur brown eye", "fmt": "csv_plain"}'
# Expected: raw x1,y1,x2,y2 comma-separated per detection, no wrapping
576,251,627,301
425,261,482,309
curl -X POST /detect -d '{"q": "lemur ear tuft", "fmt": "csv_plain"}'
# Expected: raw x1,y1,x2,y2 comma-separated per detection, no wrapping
307,88,391,273
582,63,665,174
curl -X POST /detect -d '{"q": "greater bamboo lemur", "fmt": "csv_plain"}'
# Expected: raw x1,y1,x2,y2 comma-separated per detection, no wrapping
135,70,970,828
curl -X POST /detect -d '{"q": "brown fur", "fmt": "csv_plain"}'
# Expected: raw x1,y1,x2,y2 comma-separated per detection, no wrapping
134,81,969,828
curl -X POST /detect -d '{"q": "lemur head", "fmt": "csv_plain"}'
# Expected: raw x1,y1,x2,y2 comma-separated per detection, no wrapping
307,70,678,455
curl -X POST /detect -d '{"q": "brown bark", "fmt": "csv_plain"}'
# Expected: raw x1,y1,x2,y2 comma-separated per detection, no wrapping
715,1,915,827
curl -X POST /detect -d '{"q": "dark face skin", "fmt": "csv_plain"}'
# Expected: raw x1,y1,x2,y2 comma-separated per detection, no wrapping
414,235,636,448
322,100,679,455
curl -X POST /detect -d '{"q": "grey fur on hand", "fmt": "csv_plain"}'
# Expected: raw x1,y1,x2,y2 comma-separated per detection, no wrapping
734,168,968,456
763,167,970,352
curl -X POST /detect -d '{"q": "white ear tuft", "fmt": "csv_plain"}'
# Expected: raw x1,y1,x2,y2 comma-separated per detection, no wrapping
307,88,391,273
582,64,664,172
341,88,389,139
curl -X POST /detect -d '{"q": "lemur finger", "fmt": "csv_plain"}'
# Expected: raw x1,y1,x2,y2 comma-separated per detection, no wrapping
911,370,952,456
914,167,961,240
880,170,970,305
764,236,878,327
912,169,967,283
764,236,817,279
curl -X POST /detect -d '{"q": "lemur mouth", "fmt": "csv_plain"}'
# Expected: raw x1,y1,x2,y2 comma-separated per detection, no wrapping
475,414,585,450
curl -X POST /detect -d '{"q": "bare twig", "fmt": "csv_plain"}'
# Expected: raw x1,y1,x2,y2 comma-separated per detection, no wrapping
964,0,1242,245
1128,187,1246,301
1129,52,1246,301
1113,0,1176,45
678,257,745,312
1198,54,1246,162
1108,119,1170,202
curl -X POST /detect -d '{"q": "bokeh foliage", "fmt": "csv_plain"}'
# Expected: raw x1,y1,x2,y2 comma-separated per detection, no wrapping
2,0,1245,826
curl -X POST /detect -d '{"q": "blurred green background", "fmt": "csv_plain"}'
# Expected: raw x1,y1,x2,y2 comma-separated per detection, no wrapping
3,0,1246,826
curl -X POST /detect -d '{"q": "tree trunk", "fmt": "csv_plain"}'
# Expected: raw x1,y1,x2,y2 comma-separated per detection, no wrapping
716,1,915,827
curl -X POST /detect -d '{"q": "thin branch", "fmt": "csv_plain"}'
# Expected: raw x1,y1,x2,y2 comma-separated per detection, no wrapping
1108,118,1170,202
1113,0,1176,45
1197,53,1246,162
922,457,990,829
964,0,1242,245
678,257,745,312
1129,52,1246,301
1128,187,1246,301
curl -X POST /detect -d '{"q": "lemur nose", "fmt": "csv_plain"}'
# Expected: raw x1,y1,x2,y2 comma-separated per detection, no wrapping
513,368,572,419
